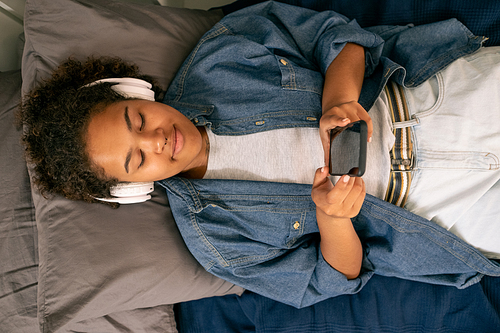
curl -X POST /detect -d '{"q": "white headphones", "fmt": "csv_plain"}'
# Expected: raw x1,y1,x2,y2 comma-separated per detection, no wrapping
82,77,156,101
84,77,156,204
97,182,155,204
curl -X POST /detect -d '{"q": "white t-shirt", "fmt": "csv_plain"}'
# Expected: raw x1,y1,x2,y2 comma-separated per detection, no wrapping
204,92,395,200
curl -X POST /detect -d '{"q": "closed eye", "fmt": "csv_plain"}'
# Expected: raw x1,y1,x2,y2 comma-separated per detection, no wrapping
139,150,145,168
139,113,145,131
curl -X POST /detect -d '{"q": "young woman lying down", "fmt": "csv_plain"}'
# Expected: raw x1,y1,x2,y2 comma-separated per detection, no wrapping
20,1,500,308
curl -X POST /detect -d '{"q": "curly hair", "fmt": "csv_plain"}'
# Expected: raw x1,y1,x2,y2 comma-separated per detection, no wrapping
18,57,163,205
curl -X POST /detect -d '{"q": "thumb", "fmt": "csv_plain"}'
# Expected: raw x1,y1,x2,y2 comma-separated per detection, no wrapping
312,166,330,189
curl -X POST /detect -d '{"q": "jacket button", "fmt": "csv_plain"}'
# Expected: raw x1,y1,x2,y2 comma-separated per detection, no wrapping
293,221,300,230
255,120,265,126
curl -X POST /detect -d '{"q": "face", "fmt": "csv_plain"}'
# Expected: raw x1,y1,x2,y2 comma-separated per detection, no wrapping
86,100,204,182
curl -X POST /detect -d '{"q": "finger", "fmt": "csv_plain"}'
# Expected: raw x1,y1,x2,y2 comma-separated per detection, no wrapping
321,136,330,167
312,166,330,190
311,167,334,204
325,174,353,204
320,115,352,164
345,181,366,217
327,175,363,207
342,177,366,209
321,113,351,127
319,114,351,142
320,114,353,140
355,106,373,142
351,189,366,215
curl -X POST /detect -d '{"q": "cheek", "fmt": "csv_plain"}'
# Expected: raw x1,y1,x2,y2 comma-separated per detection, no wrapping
145,155,175,180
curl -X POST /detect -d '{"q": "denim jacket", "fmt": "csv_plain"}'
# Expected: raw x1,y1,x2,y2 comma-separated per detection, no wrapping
159,2,498,308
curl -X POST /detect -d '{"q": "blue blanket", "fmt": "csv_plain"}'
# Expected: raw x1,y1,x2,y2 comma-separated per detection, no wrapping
176,275,500,332
220,0,500,46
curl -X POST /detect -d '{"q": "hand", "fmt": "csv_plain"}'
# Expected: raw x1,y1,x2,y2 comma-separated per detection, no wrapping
320,101,373,165
311,167,366,219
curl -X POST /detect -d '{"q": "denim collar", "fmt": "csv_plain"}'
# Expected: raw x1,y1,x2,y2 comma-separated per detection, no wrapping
164,99,214,125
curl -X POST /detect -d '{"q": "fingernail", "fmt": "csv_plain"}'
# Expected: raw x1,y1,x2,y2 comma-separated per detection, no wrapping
343,175,350,183
321,166,325,173
368,136,372,143
342,118,349,122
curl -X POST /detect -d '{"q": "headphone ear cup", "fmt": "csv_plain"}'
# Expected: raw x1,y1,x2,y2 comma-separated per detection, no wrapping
94,182,154,204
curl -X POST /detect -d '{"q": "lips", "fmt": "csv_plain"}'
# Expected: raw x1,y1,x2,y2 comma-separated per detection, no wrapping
172,126,184,159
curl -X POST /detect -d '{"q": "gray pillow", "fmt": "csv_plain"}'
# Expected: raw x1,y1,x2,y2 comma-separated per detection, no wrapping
22,0,243,332
22,0,224,94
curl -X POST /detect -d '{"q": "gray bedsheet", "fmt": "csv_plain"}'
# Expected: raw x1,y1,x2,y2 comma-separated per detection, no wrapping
0,69,39,332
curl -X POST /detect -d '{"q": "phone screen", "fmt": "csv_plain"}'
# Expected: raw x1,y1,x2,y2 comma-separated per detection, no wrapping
329,120,367,177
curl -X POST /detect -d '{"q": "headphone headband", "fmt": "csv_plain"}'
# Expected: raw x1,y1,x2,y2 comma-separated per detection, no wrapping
82,77,155,101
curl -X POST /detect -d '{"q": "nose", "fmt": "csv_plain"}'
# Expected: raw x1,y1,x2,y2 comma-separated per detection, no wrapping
138,128,165,154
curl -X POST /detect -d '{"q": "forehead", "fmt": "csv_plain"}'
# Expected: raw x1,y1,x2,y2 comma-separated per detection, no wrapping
87,102,124,139
85,102,128,172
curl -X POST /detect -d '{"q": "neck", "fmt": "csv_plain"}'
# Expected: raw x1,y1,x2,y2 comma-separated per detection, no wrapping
179,126,209,179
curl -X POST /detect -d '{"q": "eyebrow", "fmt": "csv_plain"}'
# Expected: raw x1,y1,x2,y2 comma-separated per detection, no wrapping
124,106,132,131
124,107,132,173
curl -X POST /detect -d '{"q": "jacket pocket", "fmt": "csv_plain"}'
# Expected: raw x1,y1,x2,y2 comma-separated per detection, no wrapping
276,55,323,95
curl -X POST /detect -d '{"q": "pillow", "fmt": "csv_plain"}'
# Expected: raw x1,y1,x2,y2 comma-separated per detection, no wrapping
22,0,243,332
0,70,39,333
22,0,224,93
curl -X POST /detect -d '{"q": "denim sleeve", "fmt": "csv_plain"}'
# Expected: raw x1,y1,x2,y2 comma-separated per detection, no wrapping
210,241,373,309
159,177,374,308
220,1,384,75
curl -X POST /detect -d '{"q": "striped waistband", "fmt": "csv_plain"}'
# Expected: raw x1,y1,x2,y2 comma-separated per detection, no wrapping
384,82,414,207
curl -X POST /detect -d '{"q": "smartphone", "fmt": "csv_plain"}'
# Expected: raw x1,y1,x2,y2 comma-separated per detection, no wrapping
329,120,367,177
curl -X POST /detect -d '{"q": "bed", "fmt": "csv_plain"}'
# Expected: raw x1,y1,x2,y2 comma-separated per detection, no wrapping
1,0,499,332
